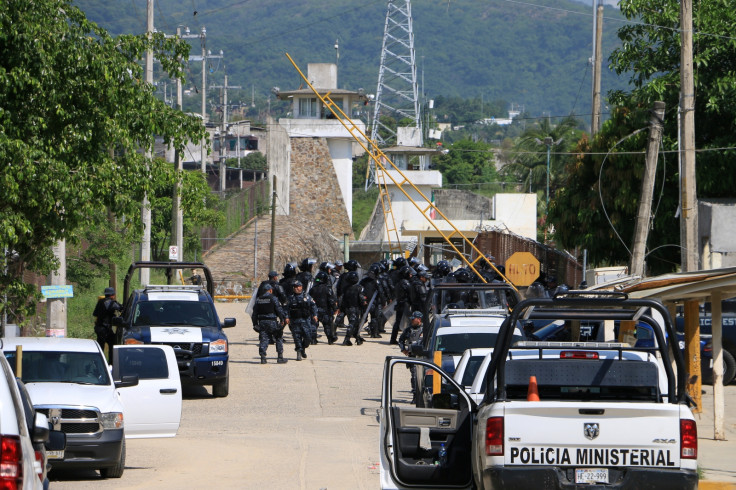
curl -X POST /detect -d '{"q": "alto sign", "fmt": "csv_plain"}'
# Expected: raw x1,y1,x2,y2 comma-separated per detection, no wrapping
504,252,540,287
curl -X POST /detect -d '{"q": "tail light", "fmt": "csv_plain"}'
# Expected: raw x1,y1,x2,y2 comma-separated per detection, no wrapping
33,451,43,481
680,419,697,459
485,417,504,456
0,435,22,489
560,351,599,359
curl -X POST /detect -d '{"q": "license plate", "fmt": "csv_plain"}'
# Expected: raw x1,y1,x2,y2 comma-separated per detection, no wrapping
575,468,608,484
46,450,64,460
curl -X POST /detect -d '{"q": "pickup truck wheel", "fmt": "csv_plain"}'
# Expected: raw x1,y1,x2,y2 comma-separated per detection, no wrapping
213,375,229,397
722,349,736,385
100,438,125,479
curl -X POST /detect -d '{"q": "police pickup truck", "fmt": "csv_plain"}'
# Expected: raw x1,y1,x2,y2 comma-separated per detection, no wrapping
380,291,697,490
115,262,235,398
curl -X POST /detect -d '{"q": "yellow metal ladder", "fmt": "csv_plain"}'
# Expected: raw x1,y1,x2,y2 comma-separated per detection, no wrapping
285,54,515,291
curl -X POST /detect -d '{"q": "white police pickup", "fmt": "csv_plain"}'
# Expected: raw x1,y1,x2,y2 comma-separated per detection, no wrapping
380,292,698,490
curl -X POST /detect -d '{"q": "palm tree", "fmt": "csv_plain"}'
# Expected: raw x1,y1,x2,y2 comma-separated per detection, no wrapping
501,116,580,215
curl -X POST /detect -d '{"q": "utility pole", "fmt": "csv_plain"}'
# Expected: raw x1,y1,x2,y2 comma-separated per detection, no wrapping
200,27,207,174
680,0,701,412
269,175,277,272
591,0,604,136
47,240,67,337
210,72,241,193
141,0,154,286
630,101,665,278
172,26,184,265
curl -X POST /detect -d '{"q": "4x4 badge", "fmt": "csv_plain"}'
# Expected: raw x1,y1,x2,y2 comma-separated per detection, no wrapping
584,422,600,440
163,327,190,335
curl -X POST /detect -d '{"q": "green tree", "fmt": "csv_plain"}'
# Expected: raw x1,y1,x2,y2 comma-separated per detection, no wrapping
433,139,498,185
0,0,205,321
501,116,582,216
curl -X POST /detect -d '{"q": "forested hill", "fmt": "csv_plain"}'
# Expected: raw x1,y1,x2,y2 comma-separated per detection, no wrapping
76,0,630,120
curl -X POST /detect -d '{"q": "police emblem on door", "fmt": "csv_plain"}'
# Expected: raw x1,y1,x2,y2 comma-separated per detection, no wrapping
584,422,600,440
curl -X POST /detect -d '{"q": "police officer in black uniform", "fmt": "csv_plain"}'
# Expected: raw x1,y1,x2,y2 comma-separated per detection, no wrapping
280,263,298,294
287,281,318,361
337,271,367,346
92,287,123,358
398,311,425,403
310,271,338,344
409,269,429,318
251,284,289,364
389,265,415,344
296,258,316,293
359,264,384,338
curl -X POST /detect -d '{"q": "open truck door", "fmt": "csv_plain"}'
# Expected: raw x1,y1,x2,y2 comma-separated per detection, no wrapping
113,345,182,438
380,356,475,490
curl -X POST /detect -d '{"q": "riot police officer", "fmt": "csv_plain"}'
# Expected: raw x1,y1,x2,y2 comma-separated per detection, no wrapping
398,311,425,403
359,264,383,338
296,258,317,293
92,287,123,358
310,270,338,344
337,271,366,346
287,281,318,361
251,284,288,364
389,265,414,344
280,263,298,293
409,269,429,317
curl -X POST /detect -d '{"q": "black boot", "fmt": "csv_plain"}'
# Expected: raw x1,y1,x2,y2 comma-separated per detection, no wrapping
277,355,288,364
296,350,302,361
342,338,353,346
356,336,364,345
260,355,267,364
301,349,307,359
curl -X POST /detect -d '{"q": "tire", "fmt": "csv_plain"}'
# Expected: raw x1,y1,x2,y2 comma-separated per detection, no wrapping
100,438,125,479
722,349,736,385
212,375,229,398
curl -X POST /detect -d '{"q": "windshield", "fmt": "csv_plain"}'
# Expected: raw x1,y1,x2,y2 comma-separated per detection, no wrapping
437,288,507,311
133,300,218,327
434,332,524,356
5,351,111,386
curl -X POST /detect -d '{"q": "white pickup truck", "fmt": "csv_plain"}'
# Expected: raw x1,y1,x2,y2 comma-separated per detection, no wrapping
379,292,698,490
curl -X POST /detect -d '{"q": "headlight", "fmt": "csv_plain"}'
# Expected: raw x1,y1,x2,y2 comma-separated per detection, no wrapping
210,339,228,354
100,412,124,430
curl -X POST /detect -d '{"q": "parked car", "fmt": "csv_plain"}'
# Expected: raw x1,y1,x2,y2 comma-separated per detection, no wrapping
0,352,63,489
1,338,181,479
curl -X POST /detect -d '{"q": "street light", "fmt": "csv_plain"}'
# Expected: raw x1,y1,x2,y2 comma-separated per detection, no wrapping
534,136,563,213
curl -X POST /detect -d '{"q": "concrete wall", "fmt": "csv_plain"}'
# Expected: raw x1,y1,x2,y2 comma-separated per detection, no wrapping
289,138,353,239
307,63,337,89
700,199,736,269
493,193,537,240
267,117,291,215
327,139,354,223
433,189,493,221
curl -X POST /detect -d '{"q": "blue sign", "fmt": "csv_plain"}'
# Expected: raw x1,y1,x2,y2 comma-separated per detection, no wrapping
41,285,74,299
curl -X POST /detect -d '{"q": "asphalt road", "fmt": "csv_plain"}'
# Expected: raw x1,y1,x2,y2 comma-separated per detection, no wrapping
51,301,386,489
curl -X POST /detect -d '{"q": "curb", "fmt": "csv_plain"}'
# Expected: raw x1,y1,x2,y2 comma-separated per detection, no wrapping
700,482,736,489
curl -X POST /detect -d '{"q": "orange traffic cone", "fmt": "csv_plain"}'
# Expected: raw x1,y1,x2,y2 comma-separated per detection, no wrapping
527,375,540,401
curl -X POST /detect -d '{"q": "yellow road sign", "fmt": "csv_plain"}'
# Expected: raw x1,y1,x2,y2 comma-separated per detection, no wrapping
505,252,540,286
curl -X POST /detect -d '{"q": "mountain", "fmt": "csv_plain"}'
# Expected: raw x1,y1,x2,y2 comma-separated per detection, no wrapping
75,0,631,121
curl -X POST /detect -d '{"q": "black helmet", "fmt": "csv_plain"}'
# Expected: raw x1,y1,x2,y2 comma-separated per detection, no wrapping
526,282,546,299
315,270,329,283
345,271,360,285
345,259,360,272
283,263,297,278
455,268,471,283
408,257,422,268
300,258,316,272
319,261,334,273
417,269,429,279
553,284,570,297
380,259,390,272
435,260,451,277
369,263,382,276
400,265,416,279
392,257,406,269
292,280,303,290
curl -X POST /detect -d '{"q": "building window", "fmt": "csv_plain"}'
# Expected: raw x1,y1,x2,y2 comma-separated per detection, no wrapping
299,98,319,118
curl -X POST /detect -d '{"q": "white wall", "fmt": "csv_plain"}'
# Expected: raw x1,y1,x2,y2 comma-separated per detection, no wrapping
327,139,354,224
493,194,537,239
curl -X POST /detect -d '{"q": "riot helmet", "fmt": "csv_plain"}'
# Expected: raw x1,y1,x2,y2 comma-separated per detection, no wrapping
345,271,360,285
315,271,329,284
283,263,297,278
435,260,451,277
299,258,316,272
345,259,360,272
392,257,406,269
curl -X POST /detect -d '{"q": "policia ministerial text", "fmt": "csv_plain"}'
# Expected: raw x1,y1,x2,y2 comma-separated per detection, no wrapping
509,446,676,467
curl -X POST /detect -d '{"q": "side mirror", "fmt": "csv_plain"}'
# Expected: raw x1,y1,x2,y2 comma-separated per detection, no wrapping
31,412,49,444
45,430,66,452
222,318,236,328
114,375,139,388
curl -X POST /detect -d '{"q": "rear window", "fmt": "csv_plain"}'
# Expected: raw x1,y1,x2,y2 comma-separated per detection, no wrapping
460,356,486,386
5,351,110,386
116,348,169,380
435,332,524,355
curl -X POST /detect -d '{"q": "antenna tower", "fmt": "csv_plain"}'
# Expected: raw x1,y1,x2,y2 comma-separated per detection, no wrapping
371,0,421,148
